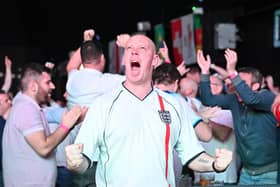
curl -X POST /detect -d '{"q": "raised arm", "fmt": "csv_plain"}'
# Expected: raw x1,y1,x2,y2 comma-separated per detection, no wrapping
158,40,171,63
210,64,229,80
66,48,82,73
66,29,95,73
224,48,238,76
196,49,211,75
1,56,12,92
116,33,130,48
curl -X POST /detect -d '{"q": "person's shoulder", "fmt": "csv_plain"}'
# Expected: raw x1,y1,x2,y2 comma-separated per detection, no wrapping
102,72,125,80
67,69,79,75
90,85,123,104
154,88,182,105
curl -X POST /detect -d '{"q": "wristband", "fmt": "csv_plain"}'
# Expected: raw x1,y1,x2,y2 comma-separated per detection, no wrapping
60,124,70,133
212,161,226,173
228,71,238,79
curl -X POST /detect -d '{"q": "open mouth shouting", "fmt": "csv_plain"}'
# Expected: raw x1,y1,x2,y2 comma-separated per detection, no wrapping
130,61,141,73
131,61,140,68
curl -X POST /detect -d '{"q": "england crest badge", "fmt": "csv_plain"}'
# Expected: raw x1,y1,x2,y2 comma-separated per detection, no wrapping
158,110,171,124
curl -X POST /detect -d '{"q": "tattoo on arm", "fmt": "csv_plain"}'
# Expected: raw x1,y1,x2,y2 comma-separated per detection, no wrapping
198,158,210,164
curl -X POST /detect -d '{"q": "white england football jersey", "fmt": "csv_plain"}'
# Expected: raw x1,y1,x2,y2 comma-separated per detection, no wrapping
75,85,204,187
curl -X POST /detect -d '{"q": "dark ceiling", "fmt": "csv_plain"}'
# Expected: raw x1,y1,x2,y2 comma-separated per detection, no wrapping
0,0,279,62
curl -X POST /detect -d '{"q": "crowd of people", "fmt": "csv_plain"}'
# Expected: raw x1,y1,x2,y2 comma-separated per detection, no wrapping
0,28,279,187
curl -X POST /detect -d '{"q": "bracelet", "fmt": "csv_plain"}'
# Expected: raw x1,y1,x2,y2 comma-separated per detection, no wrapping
60,124,70,133
212,161,226,173
228,71,238,79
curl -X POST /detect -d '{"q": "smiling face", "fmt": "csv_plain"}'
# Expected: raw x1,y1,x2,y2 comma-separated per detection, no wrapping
35,72,55,105
122,35,158,88
210,75,224,95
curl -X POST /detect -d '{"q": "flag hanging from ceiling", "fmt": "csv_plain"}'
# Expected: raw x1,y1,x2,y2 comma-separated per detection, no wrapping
170,14,196,66
154,23,165,50
108,40,124,74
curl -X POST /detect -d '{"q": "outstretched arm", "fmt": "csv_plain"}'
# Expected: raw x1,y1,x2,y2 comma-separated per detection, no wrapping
1,56,12,92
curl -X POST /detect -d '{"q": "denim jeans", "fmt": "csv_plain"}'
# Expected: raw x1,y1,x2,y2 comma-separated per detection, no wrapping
56,166,73,187
239,168,277,185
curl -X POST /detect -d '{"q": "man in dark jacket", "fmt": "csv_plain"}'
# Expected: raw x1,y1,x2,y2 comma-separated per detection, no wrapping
197,48,278,185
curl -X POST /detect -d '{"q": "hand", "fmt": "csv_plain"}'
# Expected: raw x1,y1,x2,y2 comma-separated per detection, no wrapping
158,41,171,63
83,29,95,41
213,148,232,172
65,143,84,170
61,105,83,129
116,34,130,48
176,61,190,76
196,49,211,74
198,106,221,120
224,48,237,73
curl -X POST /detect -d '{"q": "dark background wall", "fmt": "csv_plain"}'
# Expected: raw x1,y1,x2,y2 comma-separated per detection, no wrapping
0,0,280,94
201,0,280,85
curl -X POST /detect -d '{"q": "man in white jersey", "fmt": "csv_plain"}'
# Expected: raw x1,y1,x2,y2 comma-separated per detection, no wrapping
65,34,232,187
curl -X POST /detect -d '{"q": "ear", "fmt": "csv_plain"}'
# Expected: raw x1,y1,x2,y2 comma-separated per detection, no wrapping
152,54,161,69
252,82,260,91
30,80,39,93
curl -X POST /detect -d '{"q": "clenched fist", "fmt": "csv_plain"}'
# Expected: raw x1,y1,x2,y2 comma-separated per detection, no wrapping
213,148,232,172
65,143,84,170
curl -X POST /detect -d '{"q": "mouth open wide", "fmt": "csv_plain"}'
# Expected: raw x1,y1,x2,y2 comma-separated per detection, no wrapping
131,61,140,68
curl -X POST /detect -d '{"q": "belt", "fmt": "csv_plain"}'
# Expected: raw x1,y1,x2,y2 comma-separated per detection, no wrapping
244,162,278,176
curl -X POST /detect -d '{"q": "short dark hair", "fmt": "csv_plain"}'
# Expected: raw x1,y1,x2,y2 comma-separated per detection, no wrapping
20,63,52,91
80,40,103,64
237,66,263,85
152,63,181,85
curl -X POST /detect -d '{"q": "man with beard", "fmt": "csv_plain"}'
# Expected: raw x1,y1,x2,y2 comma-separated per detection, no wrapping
2,63,84,187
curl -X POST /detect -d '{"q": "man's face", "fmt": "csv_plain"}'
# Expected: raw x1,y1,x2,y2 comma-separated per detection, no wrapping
122,35,157,86
210,76,224,95
36,72,55,105
186,72,201,84
239,72,252,86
